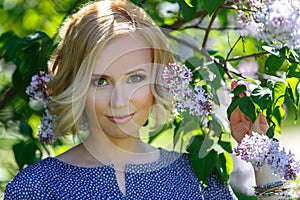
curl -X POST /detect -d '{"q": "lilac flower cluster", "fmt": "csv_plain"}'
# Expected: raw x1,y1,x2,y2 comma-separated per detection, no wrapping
162,63,213,117
237,0,300,49
235,132,300,180
26,71,57,145
26,71,51,108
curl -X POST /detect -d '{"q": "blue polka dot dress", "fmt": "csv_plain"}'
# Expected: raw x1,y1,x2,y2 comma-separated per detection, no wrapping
5,149,237,199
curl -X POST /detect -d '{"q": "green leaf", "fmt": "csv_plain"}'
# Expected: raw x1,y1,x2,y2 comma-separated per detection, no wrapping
215,152,233,184
203,0,222,15
231,84,247,97
178,0,198,21
266,126,275,138
13,141,39,169
272,81,287,109
20,121,34,139
188,142,217,184
218,140,233,153
250,87,272,111
184,0,194,7
287,63,300,79
286,77,299,106
272,106,284,134
207,49,218,55
227,97,240,120
239,96,257,122
265,54,285,72
217,8,229,27
262,45,280,56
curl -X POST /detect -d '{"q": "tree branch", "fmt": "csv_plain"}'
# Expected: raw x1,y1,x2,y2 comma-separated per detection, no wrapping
164,31,238,79
202,0,226,48
161,10,208,30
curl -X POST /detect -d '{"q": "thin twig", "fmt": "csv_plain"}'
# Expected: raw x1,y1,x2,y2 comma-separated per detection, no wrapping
226,36,243,61
202,0,226,48
227,51,269,62
183,26,242,31
161,10,208,30
164,31,239,79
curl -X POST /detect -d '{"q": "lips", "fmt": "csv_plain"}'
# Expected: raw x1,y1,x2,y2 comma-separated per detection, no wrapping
107,113,134,124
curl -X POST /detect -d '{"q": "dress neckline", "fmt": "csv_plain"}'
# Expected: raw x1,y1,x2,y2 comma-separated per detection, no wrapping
46,148,182,173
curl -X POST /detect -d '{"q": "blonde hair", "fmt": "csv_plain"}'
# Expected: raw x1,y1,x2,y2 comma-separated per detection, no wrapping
47,0,174,137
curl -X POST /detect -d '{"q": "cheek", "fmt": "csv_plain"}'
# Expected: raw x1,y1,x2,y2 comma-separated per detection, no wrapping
85,89,107,118
93,92,109,115
133,85,154,109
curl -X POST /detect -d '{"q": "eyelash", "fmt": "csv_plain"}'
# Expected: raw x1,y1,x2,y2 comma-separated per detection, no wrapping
91,73,147,87
128,73,146,83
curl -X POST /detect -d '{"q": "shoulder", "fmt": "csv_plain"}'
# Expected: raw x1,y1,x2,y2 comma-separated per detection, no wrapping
4,158,58,200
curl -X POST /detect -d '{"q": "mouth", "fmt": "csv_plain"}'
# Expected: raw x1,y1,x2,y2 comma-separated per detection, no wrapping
107,113,135,124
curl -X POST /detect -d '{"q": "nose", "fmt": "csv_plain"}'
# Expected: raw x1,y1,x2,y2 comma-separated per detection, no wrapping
110,83,128,108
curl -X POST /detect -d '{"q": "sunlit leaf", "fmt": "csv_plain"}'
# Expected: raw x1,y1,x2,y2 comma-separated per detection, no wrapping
272,81,287,109
184,0,194,7
251,87,272,111
286,77,299,106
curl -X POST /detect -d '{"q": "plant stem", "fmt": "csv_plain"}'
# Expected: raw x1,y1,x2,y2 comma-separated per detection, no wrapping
202,0,226,48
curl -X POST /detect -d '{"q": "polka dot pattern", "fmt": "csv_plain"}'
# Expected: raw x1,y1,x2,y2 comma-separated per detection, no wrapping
5,149,237,199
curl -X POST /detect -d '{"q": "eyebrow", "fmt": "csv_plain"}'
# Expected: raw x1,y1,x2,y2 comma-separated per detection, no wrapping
92,68,148,77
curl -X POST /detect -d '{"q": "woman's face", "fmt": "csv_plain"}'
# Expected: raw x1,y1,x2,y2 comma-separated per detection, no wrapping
85,34,154,139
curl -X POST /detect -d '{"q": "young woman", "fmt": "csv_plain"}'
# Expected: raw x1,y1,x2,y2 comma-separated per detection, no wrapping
4,1,280,199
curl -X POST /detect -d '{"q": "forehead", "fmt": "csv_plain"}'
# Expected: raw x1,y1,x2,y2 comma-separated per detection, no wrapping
93,34,152,75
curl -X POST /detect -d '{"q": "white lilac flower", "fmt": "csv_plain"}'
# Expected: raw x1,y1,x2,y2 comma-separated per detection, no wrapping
237,0,300,49
235,132,300,180
162,63,213,118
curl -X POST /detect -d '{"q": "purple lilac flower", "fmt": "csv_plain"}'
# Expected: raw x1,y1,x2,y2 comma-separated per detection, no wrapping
162,63,213,117
38,108,57,145
26,71,57,145
26,71,52,107
235,132,300,180
237,0,300,49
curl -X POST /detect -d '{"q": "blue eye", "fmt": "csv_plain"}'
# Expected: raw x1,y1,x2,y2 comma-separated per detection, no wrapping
128,74,146,83
93,78,108,87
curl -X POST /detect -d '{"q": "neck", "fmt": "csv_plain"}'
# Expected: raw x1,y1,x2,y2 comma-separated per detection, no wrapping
81,126,160,171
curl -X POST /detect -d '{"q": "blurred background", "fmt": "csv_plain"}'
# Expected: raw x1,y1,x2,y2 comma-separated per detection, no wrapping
0,0,299,199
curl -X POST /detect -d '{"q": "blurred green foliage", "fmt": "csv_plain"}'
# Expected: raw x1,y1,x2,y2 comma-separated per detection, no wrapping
0,0,299,198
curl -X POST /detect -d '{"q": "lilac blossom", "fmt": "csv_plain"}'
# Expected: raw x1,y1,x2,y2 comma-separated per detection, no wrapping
162,63,213,117
235,132,300,180
26,71,52,107
26,71,57,145
38,108,57,145
237,0,300,49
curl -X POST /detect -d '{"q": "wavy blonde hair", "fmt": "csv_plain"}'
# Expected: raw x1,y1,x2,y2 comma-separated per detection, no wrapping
47,0,174,137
